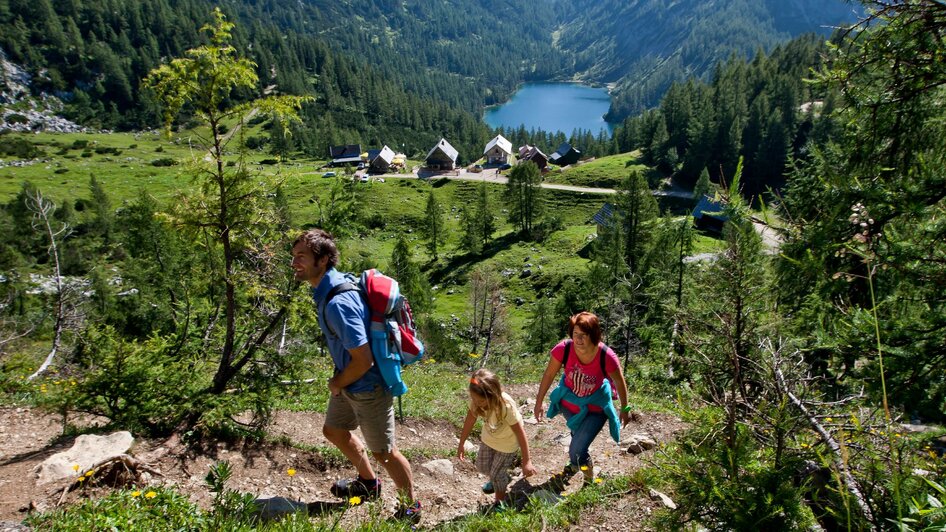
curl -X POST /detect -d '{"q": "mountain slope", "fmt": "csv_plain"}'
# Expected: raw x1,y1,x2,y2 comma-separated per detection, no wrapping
552,0,858,119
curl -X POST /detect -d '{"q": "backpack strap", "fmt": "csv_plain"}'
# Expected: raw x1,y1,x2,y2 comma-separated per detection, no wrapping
321,281,359,338
562,340,607,375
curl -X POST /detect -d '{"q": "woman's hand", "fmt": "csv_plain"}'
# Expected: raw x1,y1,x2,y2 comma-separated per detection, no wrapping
457,442,466,461
619,409,632,427
532,403,544,423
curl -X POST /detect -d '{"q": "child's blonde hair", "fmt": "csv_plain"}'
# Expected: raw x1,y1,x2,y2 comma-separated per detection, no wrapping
469,368,506,420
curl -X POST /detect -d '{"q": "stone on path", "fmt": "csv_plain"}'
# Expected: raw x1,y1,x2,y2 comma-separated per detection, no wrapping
35,431,134,485
625,434,657,455
254,496,308,521
421,459,454,477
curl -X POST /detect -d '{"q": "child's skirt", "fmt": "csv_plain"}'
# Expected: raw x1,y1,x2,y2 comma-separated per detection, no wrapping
475,442,518,493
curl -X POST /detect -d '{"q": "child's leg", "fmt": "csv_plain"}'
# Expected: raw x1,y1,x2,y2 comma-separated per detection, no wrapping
489,451,516,502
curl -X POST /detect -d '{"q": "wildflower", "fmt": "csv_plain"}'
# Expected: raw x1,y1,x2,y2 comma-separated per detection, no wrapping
825,417,833,423
132,490,141,497
72,464,80,472
145,491,157,499
287,468,296,477
349,496,362,506
594,478,603,484
85,469,94,477
469,353,480,359
580,465,588,471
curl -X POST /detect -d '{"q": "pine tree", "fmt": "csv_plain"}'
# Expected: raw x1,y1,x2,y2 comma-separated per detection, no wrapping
421,191,444,260
504,161,543,235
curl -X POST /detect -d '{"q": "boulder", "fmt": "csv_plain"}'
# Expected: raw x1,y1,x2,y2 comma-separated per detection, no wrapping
35,431,134,485
649,489,677,509
625,434,657,455
421,459,454,477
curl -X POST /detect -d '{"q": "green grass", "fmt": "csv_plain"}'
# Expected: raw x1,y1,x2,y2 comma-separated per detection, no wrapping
544,151,646,188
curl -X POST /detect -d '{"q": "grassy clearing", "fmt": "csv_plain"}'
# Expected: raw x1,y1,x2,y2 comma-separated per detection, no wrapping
544,151,646,188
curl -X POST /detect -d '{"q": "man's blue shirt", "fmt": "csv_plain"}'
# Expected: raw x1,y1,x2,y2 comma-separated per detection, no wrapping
311,268,384,393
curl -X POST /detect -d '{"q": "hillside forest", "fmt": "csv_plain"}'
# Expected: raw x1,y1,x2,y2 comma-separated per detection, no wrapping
0,0,944,530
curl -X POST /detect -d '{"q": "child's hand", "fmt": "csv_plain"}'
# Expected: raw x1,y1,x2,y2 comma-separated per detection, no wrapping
457,443,466,461
522,460,537,478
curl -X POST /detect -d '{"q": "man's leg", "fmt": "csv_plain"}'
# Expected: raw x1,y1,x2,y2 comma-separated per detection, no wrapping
372,448,414,501
352,388,417,503
324,391,378,481
323,425,376,480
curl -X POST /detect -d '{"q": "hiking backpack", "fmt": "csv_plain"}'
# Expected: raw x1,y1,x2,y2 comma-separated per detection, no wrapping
323,269,425,396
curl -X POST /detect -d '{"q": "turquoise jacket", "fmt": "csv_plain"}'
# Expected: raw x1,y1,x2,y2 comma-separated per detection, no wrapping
546,375,621,443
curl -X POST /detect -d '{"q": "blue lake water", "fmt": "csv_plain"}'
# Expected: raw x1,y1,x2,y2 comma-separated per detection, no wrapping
484,83,615,135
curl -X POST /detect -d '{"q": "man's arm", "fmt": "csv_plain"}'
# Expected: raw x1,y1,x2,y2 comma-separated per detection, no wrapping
328,343,373,396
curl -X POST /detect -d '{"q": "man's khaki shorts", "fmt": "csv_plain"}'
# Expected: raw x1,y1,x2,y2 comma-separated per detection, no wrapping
325,385,396,454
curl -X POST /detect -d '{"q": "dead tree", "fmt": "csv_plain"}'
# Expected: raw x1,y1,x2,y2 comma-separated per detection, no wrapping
26,191,72,382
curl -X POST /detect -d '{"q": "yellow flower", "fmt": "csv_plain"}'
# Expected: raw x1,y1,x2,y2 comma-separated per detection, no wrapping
825,417,833,423
72,464,80,472
78,477,84,483
287,468,296,477
349,496,362,506
594,478,603,484
469,353,480,358
85,469,95,477
580,465,588,471
145,491,157,499
132,490,141,497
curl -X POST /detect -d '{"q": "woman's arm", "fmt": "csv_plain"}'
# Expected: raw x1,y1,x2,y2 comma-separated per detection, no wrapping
609,364,632,426
457,408,477,461
533,357,563,421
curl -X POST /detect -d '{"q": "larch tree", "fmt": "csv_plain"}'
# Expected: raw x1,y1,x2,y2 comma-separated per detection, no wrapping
143,8,310,404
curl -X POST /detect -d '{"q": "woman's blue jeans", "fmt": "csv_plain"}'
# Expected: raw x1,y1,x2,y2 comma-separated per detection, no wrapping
561,409,607,467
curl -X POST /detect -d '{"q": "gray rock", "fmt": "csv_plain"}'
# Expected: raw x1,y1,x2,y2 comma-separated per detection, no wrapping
626,434,657,455
649,489,677,509
421,459,454,477
254,496,308,521
35,431,134,485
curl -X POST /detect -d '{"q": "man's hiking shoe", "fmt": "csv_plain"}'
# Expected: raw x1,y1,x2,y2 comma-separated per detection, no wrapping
547,464,577,492
330,477,381,500
393,500,422,524
481,481,494,494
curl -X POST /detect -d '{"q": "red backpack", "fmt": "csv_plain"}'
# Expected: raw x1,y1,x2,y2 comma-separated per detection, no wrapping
324,269,425,396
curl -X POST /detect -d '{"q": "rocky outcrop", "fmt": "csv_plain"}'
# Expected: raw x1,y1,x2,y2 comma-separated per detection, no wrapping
0,47,87,133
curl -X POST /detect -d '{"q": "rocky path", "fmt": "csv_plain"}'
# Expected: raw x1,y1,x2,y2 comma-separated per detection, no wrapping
0,384,685,530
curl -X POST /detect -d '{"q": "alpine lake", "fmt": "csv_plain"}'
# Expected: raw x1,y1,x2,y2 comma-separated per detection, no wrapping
483,82,616,135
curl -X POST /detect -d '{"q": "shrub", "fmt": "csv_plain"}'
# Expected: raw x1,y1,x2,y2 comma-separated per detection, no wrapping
54,168,69,174
155,145,164,152
71,140,89,149
151,158,177,167
4,113,28,125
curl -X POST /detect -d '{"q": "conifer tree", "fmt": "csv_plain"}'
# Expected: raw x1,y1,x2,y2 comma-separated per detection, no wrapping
421,191,444,260
144,8,310,403
504,161,543,235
